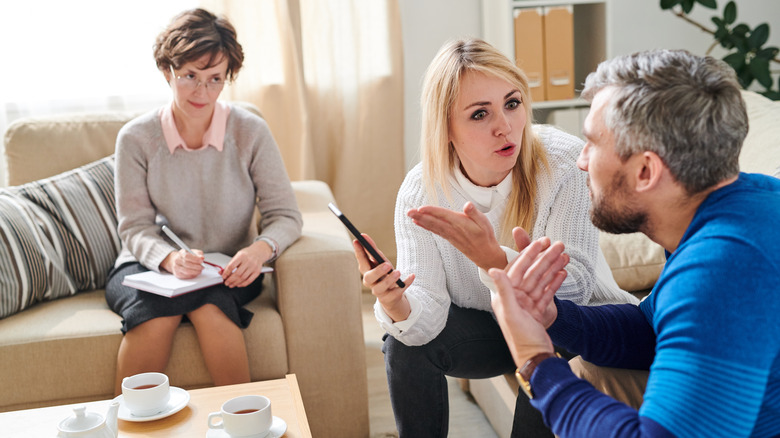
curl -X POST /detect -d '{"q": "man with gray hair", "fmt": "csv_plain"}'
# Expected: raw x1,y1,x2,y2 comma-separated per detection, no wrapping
488,49,780,437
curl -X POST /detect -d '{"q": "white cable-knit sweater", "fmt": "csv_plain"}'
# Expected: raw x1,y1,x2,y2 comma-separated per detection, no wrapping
375,126,638,346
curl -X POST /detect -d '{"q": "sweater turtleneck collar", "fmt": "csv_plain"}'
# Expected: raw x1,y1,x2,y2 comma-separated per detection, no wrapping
453,162,513,212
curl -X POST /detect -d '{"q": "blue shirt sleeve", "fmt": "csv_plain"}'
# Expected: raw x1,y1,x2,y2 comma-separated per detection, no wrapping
530,357,675,437
548,299,656,369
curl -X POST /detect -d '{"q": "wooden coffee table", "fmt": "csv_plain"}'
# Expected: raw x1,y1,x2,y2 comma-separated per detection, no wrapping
1,374,311,437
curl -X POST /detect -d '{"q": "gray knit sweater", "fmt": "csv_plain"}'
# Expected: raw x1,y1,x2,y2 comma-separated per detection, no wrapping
377,125,637,346
113,104,302,272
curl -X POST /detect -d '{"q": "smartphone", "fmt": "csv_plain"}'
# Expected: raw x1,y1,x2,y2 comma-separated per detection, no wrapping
328,202,405,288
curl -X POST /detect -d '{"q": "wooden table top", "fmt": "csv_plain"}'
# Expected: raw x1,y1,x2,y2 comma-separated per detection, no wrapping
1,374,311,438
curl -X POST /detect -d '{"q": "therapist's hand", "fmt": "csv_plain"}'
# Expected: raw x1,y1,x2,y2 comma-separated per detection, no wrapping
408,202,509,271
223,240,273,288
161,249,205,279
352,233,415,322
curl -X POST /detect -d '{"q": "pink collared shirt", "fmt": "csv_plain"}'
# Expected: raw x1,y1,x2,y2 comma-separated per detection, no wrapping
159,101,231,153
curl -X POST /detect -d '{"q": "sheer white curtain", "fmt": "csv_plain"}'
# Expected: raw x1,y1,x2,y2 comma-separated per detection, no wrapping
0,0,197,187
202,0,405,261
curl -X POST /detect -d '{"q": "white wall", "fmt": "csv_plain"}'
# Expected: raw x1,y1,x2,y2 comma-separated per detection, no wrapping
399,0,780,169
398,0,483,170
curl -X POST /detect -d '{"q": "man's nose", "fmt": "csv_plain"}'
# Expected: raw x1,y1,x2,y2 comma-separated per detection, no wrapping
576,144,590,171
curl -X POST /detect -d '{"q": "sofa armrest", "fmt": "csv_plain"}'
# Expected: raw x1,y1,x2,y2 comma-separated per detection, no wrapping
275,180,368,438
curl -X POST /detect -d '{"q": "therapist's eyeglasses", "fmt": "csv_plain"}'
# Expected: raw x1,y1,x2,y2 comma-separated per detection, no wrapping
170,66,228,92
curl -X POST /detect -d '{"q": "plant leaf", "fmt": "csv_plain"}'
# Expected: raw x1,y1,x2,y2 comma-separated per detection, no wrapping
749,57,772,88
762,90,780,101
734,34,749,53
748,23,770,49
716,30,731,47
696,0,717,8
660,0,679,9
757,47,779,59
713,21,725,36
720,33,737,50
724,1,737,24
723,52,746,71
681,0,695,14
737,67,753,89
732,24,750,37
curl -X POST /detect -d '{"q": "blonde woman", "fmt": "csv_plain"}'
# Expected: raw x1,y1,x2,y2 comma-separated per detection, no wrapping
354,38,637,437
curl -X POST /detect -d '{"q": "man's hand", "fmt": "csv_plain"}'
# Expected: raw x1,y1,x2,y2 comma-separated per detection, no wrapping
490,229,568,366
408,202,509,271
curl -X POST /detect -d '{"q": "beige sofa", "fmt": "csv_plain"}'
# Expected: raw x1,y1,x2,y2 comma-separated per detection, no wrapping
464,90,780,438
0,106,369,438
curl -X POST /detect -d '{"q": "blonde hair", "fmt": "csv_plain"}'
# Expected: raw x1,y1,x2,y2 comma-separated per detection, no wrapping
420,38,548,245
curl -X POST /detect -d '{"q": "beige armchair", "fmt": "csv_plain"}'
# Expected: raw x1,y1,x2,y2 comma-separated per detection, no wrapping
0,105,369,438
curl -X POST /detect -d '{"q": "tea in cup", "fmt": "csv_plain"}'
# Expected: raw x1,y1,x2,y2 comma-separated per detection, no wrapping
208,395,272,438
121,372,170,417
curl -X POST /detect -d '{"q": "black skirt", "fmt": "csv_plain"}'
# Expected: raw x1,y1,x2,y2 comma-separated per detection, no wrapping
106,262,263,334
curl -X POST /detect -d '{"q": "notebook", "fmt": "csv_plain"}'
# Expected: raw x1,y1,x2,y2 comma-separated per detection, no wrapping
122,253,273,297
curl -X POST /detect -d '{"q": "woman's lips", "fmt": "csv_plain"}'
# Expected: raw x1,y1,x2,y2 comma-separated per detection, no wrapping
189,101,208,109
496,143,516,157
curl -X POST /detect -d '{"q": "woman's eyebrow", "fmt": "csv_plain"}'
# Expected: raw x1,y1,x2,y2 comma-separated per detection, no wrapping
463,100,491,110
462,89,520,111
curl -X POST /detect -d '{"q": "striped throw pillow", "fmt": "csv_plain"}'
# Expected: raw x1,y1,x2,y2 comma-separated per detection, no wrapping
0,156,120,318
0,192,73,317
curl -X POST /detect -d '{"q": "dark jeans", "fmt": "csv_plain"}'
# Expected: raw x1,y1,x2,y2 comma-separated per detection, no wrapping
382,304,554,438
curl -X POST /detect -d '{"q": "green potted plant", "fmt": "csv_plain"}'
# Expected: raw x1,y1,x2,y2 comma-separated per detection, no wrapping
661,0,779,100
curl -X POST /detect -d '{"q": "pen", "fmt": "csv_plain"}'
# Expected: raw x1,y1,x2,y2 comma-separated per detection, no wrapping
161,225,224,273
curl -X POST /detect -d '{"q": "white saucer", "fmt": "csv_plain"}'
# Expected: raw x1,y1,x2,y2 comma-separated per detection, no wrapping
113,386,190,422
205,416,287,438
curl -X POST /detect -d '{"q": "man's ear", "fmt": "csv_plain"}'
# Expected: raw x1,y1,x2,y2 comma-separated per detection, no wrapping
635,151,664,193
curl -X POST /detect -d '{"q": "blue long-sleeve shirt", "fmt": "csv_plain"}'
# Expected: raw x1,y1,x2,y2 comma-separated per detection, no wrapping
533,173,780,437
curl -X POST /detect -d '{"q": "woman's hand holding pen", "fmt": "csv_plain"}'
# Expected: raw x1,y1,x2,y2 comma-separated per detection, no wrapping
222,240,272,288
352,233,415,323
161,249,206,279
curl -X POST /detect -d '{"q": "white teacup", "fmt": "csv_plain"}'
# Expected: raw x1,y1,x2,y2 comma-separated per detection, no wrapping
121,372,170,417
208,395,272,438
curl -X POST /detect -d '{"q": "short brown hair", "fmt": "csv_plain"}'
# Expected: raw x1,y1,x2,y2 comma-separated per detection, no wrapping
154,8,244,81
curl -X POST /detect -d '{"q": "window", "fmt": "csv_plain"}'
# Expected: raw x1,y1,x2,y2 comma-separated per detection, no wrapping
0,0,196,186
0,0,196,118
